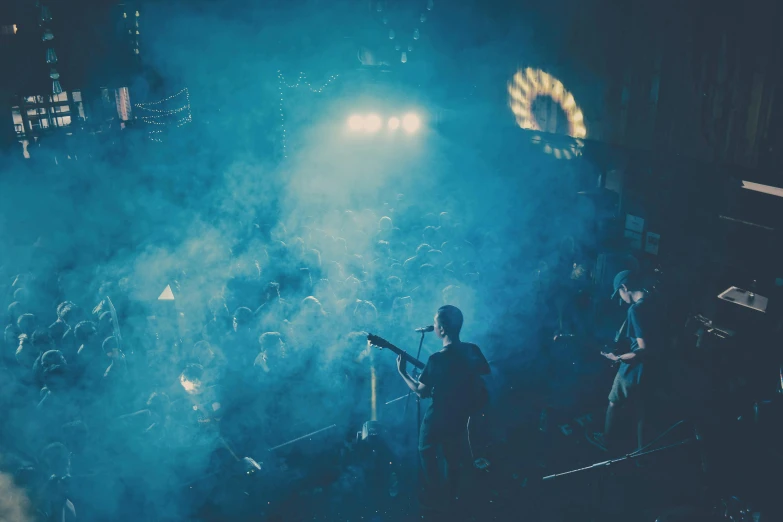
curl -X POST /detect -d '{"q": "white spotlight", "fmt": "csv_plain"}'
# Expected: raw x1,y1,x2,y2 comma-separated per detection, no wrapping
388,117,400,130
348,115,364,131
364,113,382,133
402,113,420,133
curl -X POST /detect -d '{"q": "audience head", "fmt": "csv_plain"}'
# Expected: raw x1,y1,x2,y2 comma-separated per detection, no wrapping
74,321,97,343
31,329,54,353
232,307,254,332
7,301,24,325
258,331,285,358
146,391,171,417
102,336,120,358
415,243,432,257
379,216,393,232
56,301,80,324
179,363,204,395
17,313,37,336
12,287,29,304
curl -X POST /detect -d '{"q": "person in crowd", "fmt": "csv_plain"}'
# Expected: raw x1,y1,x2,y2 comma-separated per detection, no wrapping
36,442,76,522
17,313,38,337
253,331,287,376
31,331,57,386
15,334,38,371
254,282,288,332
352,299,378,333
48,302,77,348
96,311,114,340
101,336,129,407
3,323,21,366
6,301,25,328
403,244,432,272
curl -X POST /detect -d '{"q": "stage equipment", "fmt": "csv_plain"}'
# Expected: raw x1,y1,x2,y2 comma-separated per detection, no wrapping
364,113,382,132
402,113,420,133
508,68,586,139
348,114,364,131
346,112,422,133
717,286,768,314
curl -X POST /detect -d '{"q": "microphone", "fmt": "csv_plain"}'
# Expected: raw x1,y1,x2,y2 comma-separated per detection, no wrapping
415,325,434,333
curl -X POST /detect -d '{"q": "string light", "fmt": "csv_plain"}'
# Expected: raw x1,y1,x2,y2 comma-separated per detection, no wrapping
136,88,192,142
134,88,189,108
277,71,340,159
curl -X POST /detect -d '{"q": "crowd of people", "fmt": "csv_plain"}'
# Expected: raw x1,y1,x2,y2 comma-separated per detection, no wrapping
0,198,516,520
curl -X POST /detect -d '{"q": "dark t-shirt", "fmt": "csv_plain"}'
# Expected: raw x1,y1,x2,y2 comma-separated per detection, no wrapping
418,342,488,449
618,294,663,387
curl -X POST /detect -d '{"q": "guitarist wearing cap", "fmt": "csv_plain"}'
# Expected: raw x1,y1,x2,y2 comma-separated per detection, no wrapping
588,269,664,453
396,305,490,509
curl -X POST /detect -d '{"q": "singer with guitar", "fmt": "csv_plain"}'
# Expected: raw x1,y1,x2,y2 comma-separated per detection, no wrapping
395,305,490,510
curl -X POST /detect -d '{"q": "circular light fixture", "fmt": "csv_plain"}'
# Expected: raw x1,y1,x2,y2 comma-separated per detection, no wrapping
507,68,587,139
533,135,583,161
364,114,382,133
348,115,364,131
388,117,401,130
402,113,420,133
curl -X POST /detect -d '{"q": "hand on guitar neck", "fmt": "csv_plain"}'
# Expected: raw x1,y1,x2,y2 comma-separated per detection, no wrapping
366,333,426,370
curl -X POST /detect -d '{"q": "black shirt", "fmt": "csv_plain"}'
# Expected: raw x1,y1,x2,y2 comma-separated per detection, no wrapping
418,342,488,449
618,294,663,386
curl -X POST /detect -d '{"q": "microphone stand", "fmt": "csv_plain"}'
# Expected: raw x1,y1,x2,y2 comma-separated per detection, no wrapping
541,435,696,520
403,331,427,477
541,437,694,481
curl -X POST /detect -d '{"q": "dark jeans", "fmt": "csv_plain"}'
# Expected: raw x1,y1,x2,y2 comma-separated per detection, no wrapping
419,435,464,505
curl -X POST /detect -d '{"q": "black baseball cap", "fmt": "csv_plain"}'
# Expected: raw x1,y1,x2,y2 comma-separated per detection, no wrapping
611,270,640,299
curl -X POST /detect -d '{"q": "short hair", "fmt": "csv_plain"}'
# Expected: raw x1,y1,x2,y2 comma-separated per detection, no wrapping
31,329,53,347
415,243,432,256
102,336,119,353
57,301,78,321
193,340,212,353
379,216,393,230
4,324,20,342
436,305,463,336
12,287,28,302
16,313,36,334
233,307,254,325
74,321,97,342
7,301,23,319
265,282,281,297
259,332,283,351
40,442,70,471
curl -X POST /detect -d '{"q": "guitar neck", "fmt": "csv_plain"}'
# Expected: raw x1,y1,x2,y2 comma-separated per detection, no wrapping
380,342,426,370
367,334,426,370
